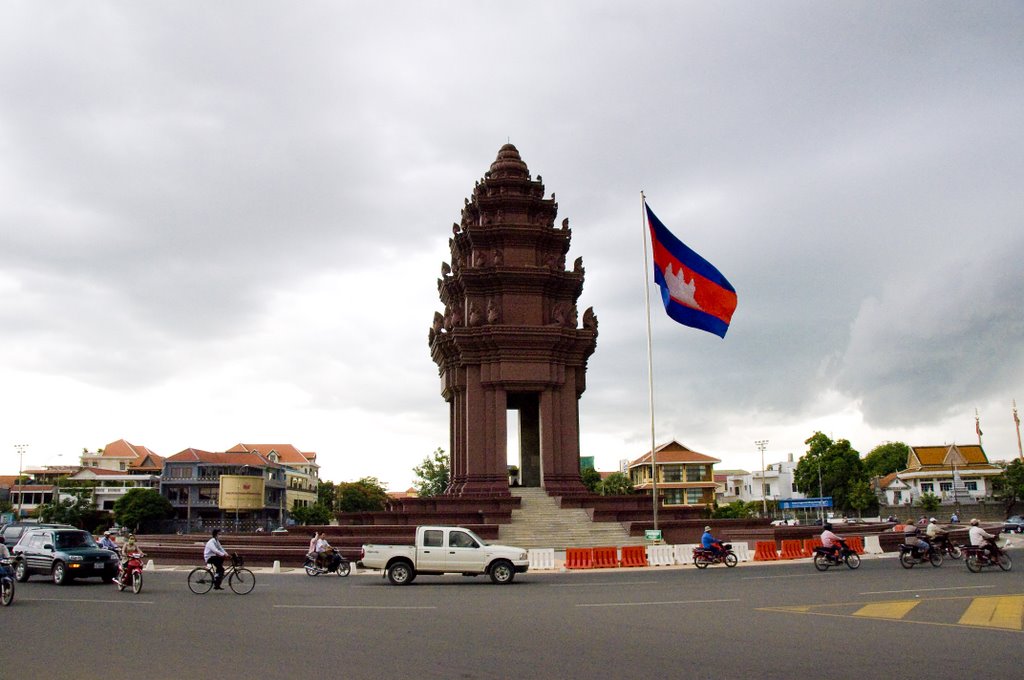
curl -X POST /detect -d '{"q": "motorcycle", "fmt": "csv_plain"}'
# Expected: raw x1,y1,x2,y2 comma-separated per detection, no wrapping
692,543,738,568
304,550,351,577
963,541,1012,573
1,557,14,606
812,541,861,571
114,552,145,594
928,534,962,560
898,542,943,568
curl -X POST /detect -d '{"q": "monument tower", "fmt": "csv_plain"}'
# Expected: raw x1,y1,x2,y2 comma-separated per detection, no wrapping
429,144,598,496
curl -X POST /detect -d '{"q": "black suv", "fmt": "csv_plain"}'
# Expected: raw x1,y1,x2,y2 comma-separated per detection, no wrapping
12,528,119,585
1,522,73,550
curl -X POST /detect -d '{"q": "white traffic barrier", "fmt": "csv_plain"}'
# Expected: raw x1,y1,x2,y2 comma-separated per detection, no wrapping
864,535,884,554
675,544,700,565
272,560,282,574
528,548,555,570
144,559,156,571
646,544,674,566
731,542,752,562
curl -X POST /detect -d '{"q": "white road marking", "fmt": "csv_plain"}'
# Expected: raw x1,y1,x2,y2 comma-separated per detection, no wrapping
577,598,740,608
273,604,436,610
548,581,661,587
859,585,995,595
24,598,154,604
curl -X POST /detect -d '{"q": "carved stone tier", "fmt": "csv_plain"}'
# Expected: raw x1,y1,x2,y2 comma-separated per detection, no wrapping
429,144,598,497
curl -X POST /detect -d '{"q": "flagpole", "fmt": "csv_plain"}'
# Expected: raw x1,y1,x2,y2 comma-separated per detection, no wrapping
1013,399,1022,460
640,191,658,530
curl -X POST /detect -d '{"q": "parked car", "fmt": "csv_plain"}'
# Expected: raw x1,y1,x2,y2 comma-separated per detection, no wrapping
12,528,119,585
1003,516,1024,534
1,522,74,550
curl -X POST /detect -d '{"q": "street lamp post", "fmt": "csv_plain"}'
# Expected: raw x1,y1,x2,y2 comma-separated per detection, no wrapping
817,458,825,523
755,440,769,516
14,444,28,518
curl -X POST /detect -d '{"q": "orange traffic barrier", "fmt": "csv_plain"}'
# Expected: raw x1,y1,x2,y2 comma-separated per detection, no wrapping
753,541,779,561
592,546,619,569
846,536,865,554
620,545,648,567
804,538,823,557
564,547,593,569
779,540,804,560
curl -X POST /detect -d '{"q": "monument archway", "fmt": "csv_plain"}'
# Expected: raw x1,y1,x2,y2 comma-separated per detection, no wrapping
429,145,598,496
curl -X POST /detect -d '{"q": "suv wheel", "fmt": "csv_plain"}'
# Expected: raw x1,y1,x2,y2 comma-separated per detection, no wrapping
52,561,69,585
14,559,29,582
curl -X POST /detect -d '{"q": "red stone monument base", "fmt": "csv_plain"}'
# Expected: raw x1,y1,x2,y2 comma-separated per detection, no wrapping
536,473,588,496
447,474,511,497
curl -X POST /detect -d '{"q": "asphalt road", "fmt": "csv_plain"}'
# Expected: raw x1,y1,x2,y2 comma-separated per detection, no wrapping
2,552,1021,680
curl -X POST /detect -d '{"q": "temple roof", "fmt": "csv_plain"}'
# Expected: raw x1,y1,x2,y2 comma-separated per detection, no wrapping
488,143,529,179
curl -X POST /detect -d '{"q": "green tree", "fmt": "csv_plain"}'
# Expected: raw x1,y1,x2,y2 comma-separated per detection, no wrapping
793,432,865,513
289,504,332,525
113,488,174,531
412,448,450,498
38,488,97,528
917,492,941,513
335,477,389,512
847,479,877,517
0,498,12,514
316,481,336,511
597,472,634,496
863,441,909,478
712,500,757,519
992,459,1024,514
580,467,602,493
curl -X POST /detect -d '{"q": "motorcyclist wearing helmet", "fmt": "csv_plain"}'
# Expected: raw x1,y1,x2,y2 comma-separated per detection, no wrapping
904,518,931,557
820,523,846,560
925,517,948,551
968,519,997,561
701,526,724,557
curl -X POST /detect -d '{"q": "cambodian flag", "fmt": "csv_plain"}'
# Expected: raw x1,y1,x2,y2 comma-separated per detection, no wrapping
646,203,737,338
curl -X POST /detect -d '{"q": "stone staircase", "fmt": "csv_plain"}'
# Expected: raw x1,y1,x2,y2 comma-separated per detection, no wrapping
496,488,645,550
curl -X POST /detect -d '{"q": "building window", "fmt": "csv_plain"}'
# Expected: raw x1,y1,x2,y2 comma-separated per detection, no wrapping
763,483,771,497
686,467,708,482
686,489,704,504
921,483,934,493
663,489,684,505
894,491,903,503
939,482,952,492
661,465,683,482
965,481,978,491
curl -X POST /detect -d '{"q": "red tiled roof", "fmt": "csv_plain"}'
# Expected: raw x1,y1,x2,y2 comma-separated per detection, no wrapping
226,443,317,464
630,440,721,466
165,449,283,468
97,439,161,461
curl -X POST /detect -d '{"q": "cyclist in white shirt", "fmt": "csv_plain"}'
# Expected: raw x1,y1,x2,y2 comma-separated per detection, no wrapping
204,529,229,590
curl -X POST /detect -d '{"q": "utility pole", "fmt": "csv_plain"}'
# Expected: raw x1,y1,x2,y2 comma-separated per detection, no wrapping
13,444,27,518
755,440,769,515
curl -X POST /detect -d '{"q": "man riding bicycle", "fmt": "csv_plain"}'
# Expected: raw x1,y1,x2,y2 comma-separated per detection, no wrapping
204,529,229,590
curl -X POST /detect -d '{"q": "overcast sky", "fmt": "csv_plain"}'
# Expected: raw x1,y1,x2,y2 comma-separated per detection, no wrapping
2,2,1022,489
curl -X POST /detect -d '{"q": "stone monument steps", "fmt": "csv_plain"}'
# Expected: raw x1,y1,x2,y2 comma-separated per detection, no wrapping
498,488,644,550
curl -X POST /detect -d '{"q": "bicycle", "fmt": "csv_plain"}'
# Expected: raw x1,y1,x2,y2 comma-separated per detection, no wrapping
188,552,255,594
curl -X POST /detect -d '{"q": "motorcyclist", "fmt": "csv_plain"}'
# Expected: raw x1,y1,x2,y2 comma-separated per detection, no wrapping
701,526,724,558
925,517,949,551
904,519,931,557
820,523,846,560
968,518,998,561
98,530,119,552
315,533,339,570
120,533,143,570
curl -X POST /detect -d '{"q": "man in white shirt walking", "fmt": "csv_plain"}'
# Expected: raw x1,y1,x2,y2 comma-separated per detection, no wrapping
204,529,229,590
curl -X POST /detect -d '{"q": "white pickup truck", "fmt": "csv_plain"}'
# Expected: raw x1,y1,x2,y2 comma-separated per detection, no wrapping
359,526,529,585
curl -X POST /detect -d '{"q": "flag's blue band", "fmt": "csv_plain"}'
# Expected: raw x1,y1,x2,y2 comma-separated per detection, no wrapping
646,205,736,293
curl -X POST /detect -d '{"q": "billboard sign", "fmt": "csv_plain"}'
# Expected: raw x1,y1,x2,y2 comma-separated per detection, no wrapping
218,475,265,511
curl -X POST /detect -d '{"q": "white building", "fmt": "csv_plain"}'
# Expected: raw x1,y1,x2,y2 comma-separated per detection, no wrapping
716,454,806,506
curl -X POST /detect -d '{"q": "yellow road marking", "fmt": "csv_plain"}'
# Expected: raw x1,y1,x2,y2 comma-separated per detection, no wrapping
853,600,920,620
958,596,1024,630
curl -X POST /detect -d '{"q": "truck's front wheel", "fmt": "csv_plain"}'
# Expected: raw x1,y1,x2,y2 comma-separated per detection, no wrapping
386,561,415,585
489,559,515,584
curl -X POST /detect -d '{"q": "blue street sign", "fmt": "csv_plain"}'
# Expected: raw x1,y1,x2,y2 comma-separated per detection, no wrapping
778,497,833,509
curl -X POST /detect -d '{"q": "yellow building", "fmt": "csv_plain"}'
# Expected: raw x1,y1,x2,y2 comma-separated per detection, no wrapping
628,440,720,506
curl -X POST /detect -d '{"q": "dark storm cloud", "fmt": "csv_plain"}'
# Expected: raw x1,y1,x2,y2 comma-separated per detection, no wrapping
1,2,1022,474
